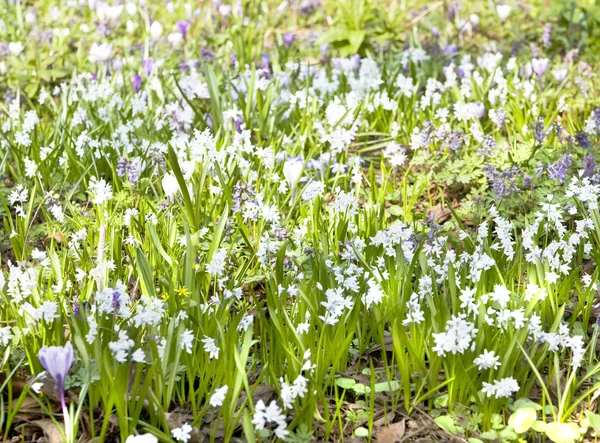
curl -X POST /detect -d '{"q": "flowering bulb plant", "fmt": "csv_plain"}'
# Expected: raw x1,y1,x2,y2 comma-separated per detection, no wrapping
3,0,600,442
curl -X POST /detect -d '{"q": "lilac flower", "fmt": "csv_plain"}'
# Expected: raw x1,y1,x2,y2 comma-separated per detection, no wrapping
594,108,600,129
522,173,534,190
430,25,440,39
548,154,572,183
478,135,496,157
320,43,329,63
533,118,545,143
485,165,520,199
283,33,296,47
542,24,551,47
260,54,271,71
575,131,592,149
38,342,74,409
583,154,596,178
531,58,549,84
132,74,142,94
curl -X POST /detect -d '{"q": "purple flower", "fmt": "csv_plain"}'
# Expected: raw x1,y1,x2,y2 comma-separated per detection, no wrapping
533,118,545,143
447,2,462,21
260,54,271,71
594,108,600,129
474,102,486,119
583,154,596,178
143,58,153,77
132,74,142,93
38,342,74,409
283,33,296,47
485,165,520,199
575,131,592,149
443,44,458,56
320,43,329,63
542,24,551,47
177,20,190,40
552,67,567,83
548,154,572,183
522,173,534,190
531,58,549,84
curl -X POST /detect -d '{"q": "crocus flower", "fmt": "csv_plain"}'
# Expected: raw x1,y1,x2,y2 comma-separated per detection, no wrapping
143,58,153,77
474,102,486,119
531,58,549,84
177,20,190,40
283,32,296,47
88,42,112,63
283,157,303,190
132,74,142,93
8,41,24,56
552,67,567,83
496,4,511,23
162,173,179,198
38,342,74,409
150,21,163,40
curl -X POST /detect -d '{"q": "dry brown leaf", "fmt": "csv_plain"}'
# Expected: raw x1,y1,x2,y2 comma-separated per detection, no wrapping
376,420,405,442
32,419,65,443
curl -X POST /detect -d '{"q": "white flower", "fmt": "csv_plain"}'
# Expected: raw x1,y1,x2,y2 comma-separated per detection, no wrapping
132,349,146,363
302,181,325,201
496,4,511,22
150,21,163,40
8,41,24,56
168,32,183,48
201,336,220,359
0,326,13,346
283,158,303,190
88,177,113,205
88,43,112,63
209,385,228,407
180,329,194,354
474,350,501,370
206,248,227,276
482,377,519,398
171,423,192,443
252,400,288,439
162,173,179,198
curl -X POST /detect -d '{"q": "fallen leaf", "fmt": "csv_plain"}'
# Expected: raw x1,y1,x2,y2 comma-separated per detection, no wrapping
32,419,65,443
376,420,405,442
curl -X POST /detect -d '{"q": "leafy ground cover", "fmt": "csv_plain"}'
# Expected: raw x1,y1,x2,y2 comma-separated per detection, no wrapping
3,0,600,442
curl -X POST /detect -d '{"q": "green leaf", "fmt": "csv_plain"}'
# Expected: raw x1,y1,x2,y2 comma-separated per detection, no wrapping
586,411,600,433
434,415,463,434
335,377,357,389
511,398,543,411
544,422,584,443
374,380,400,393
354,427,369,438
508,408,536,434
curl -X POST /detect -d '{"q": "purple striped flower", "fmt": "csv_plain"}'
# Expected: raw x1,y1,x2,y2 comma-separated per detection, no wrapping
177,20,190,40
38,342,74,409
283,33,296,47
132,74,142,93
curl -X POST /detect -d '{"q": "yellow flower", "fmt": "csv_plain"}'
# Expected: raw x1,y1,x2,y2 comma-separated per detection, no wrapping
176,286,191,297
162,293,169,302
